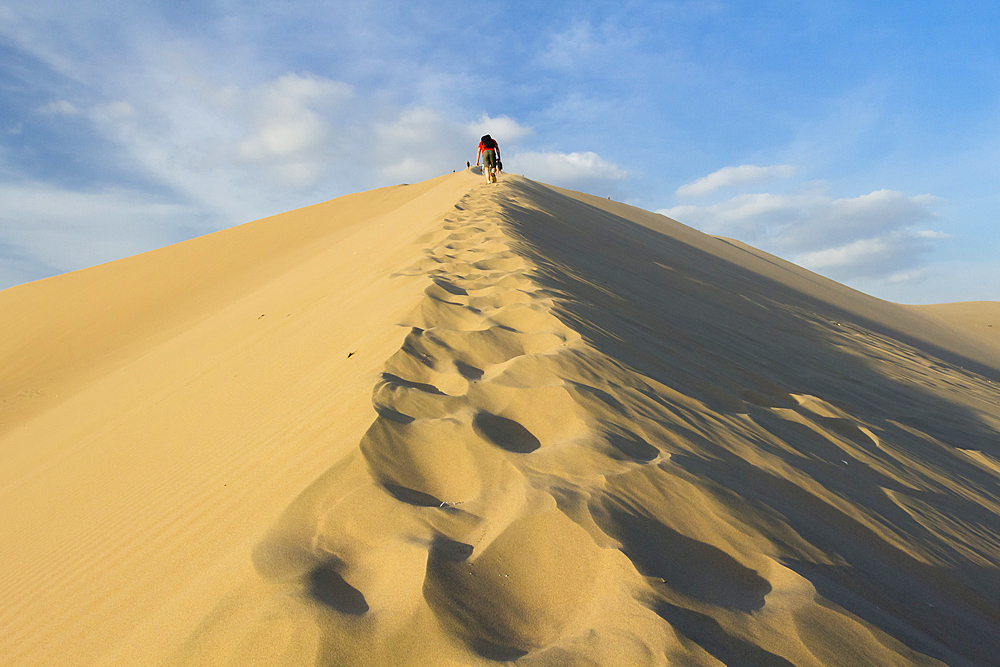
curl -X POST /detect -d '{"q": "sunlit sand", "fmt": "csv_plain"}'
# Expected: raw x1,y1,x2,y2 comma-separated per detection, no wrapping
2,169,998,666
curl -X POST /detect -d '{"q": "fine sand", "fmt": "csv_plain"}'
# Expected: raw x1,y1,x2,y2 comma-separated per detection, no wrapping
2,169,999,666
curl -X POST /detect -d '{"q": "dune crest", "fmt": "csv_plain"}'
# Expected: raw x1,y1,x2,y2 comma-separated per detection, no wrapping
3,171,999,666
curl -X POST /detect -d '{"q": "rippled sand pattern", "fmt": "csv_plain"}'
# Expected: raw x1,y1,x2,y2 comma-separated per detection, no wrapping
3,170,999,666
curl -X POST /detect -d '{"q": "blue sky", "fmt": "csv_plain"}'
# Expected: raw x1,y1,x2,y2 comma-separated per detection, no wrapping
2,0,998,303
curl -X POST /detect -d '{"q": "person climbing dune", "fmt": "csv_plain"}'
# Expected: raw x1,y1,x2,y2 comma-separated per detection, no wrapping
477,134,500,184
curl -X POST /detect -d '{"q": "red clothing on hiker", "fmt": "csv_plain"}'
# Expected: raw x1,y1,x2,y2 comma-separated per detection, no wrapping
477,137,499,165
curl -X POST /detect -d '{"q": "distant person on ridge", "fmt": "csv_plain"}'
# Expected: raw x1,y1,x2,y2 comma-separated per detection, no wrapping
477,134,500,184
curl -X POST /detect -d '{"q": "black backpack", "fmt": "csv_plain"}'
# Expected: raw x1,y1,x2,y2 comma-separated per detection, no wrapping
481,134,497,149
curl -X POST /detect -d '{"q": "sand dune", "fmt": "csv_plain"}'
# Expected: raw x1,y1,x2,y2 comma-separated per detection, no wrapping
2,169,999,666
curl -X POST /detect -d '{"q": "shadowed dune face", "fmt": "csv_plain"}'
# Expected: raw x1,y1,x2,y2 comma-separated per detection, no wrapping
592,500,772,612
308,561,370,615
424,507,607,659
494,178,1000,665
8,170,999,667
472,411,542,453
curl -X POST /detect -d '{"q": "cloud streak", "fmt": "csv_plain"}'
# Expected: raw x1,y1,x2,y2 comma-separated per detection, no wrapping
83,69,359,215
676,164,796,197
0,180,197,287
372,109,533,183
507,151,628,184
660,181,947,283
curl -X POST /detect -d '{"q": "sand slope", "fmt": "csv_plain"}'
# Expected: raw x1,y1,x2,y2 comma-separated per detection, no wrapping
2,170,999,666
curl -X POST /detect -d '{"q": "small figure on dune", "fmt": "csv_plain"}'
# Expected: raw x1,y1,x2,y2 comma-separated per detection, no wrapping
477,134,501,184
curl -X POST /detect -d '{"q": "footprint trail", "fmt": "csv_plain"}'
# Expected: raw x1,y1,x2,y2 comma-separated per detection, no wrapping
250,182,683,664
240,176,1000,667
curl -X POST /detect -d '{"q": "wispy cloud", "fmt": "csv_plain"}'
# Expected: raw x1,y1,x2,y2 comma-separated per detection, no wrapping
660,181,948,282
236,75,352,168
84,69,357,211
542,21,603,70
676,164,796,197
0,180,197,287
372,109,533,182
792,230,947,281
507,151,627,185
38,100,81,117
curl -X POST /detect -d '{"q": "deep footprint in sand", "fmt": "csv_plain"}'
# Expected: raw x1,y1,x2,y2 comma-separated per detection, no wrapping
360,417,482,506
473,411,541,453
423,507,610,659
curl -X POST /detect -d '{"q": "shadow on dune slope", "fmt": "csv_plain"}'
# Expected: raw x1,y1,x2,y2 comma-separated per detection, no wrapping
495,178,1000,666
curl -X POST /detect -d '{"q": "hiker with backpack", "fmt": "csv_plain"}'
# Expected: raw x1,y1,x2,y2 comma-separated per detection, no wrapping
477,134,501,183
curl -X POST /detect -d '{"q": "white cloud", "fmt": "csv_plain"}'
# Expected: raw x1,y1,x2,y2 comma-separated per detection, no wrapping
885,268,929,284
228,73,353,189
3,81,543,288
0,181,198,287
465,114,533,143
507,151,628,184
660,187,947,282
93,101,136,119
372,109,532,183
881,258,1000,304
3,43,543,288
379,156,434,182
2,3,621,288
788,190,942,252
914,230,950,239
659,191,816,238
795,236,890,268
676,164,796,197
539,18,638,75
543,21,598,69
84,70,356,218
376,107,443,146
38,100,80,116
792,229,944,280
237,74,352,162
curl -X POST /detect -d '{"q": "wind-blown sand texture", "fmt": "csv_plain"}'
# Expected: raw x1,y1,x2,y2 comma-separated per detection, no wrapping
2,169,999,666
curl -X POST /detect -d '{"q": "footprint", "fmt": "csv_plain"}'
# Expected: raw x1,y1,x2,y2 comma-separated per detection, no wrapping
454,360,484,381
383,333,471,396
429,326,566,370
423,507,607,658
603,427,660,462
473,411,541,453
472,256,527,272
381,483,447,508
466,383,594,449
308,561,370,615
462,274,535,292
430,279,468,296
380,372,445,395
487,303,574,336
430,536,475,562
591,499,771,613
360,418,482,505
424,283,468,305
401,297,487,331
466,289,533,311
373,375,462,422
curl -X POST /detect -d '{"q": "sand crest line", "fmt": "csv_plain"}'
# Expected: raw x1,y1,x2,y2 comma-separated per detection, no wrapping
249,180,676,661
363,181,593,537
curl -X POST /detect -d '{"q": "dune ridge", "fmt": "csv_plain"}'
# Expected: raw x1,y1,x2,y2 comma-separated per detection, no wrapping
2,170,999,666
